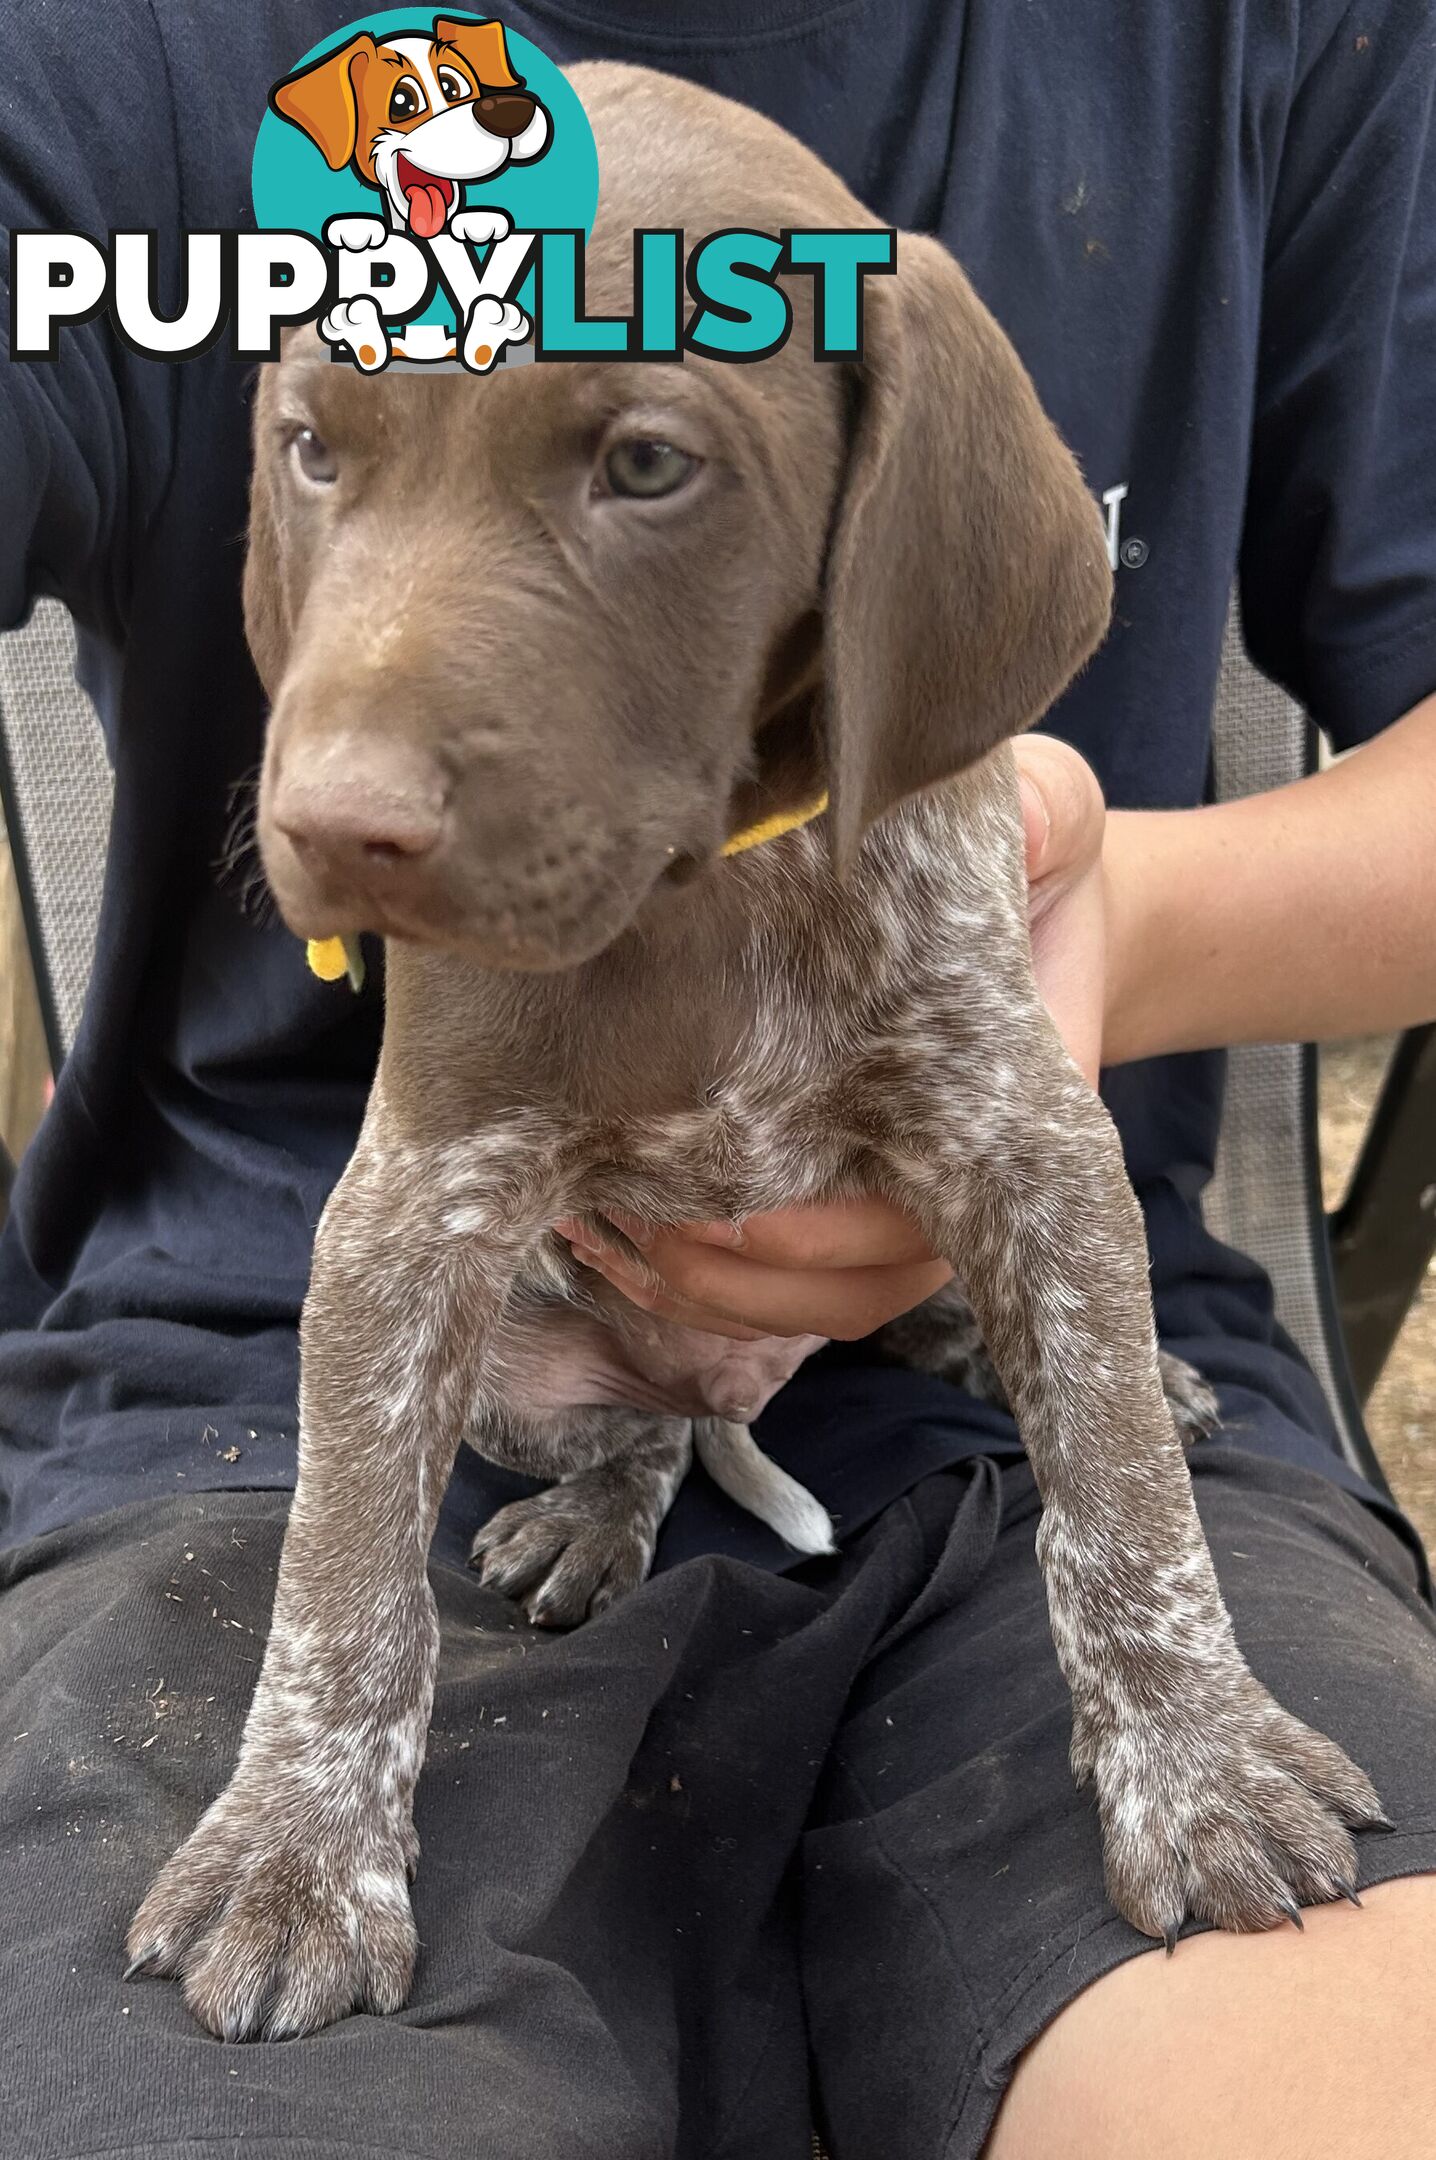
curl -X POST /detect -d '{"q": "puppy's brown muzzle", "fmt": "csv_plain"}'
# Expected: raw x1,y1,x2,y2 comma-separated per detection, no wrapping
271,734,448,889
260,705,696,969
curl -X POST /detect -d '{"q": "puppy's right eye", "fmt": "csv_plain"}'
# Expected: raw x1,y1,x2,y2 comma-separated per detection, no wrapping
602,438,699,500
389,77,426,123
291,427,337,486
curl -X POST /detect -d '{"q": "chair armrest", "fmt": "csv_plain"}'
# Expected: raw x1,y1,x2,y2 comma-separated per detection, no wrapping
1330,1023,1436,1401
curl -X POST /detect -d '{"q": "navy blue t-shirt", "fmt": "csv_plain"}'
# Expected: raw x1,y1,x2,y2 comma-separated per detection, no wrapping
2,0,1434,1572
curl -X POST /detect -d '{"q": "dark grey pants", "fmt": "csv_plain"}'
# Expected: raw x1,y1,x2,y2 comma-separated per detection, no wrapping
4,1448,1436,2160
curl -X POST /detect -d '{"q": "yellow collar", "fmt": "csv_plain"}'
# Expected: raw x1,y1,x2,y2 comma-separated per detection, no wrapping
305,792,829,984
720,788,829,858
306,934,365,989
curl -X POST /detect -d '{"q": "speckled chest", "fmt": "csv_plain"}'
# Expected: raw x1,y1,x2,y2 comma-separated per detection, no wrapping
380,772,1028,1231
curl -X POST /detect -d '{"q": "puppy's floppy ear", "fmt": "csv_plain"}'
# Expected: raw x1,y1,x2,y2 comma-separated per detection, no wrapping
433,16,524,90
242,364,296,700
270,34,377,171
823,233,1112,867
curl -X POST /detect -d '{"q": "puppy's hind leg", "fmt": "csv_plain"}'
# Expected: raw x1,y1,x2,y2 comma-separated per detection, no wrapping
878,1280,1221,1447
469,1409,691,1627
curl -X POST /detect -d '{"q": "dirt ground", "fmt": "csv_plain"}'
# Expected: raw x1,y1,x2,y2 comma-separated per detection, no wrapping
1320,1036,1436,1553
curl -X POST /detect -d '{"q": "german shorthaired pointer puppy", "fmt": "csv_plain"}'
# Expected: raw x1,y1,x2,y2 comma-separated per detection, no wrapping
128,62,1384,2041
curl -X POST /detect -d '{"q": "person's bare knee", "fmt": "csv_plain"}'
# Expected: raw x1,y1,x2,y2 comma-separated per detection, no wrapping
986,1873,1436,2160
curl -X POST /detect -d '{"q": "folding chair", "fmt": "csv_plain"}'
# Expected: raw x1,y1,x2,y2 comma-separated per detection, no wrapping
1202,610,1432,1496
0,599,112,1078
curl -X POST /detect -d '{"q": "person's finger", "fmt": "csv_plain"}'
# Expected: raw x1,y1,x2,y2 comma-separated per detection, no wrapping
577,1233,952,1341
1015,733,1106,895
604,1200,936,1273
567,1247,773,1340
1015,736,1108,1085
1031,863,1106,1089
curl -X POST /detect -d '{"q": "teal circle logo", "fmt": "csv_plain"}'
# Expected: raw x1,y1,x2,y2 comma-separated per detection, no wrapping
251,11,598,348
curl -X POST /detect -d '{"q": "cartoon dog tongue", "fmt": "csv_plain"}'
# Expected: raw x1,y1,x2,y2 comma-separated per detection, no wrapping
405,174,451,239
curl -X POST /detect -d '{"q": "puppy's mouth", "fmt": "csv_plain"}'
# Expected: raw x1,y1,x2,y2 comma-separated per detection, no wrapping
261,820,698,974
395,153,456,239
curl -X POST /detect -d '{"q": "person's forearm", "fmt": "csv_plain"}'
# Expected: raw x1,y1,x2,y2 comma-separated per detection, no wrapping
1103,691,1436,1065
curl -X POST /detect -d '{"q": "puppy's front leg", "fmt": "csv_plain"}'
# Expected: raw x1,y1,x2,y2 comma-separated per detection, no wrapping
127,1140,528,2040
892,1017,1386,1942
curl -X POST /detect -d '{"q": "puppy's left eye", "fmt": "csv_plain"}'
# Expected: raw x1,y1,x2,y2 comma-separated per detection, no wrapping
602,439,699,500
437,67,471,102
389,77,425,123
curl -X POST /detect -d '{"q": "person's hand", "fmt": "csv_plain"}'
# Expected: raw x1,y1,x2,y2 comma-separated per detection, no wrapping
1015,732,1109,1092
560,736,1109,1343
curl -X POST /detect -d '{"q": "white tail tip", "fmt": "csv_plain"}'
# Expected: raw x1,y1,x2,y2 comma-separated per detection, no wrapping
694,1419,836,1556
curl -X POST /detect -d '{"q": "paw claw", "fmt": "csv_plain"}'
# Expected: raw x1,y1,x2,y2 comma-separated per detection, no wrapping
1335,1876,1363,1909
1090,1676,1380,1943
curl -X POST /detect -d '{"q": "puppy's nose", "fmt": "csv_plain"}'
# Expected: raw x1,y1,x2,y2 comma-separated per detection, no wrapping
474,92,536,139
279,783,441,864
273,741,448,874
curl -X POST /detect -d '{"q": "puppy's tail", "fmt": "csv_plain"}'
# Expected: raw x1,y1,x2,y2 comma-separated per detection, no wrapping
693,1419,836,1556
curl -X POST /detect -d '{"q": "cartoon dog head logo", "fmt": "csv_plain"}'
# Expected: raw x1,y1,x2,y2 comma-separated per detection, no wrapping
270,14,551,239
12,17,891,381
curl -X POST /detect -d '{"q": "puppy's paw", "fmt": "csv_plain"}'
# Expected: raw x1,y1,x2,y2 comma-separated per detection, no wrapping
320,296,389,372
322,214,389,253
469,1481,655,1627
1158,1350,1221,1447
126,1788,417,2040
1085,1679,1388,1944
449,207,513,248
460,294,530,373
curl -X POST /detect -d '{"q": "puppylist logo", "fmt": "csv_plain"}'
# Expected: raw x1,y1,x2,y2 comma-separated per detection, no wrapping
8,10,896,375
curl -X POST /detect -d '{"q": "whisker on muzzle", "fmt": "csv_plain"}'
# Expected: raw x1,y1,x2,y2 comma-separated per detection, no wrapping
215,764,279,926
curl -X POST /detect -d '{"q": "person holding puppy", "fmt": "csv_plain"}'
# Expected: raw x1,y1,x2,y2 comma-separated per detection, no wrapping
2,4,1435,2158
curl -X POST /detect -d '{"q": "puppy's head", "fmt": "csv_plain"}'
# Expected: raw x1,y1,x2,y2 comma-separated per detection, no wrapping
271,16,550,237
250,63,1111,971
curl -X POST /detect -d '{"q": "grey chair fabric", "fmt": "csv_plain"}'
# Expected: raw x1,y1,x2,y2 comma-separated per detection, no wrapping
1204,611,1374,1477
0,599,112,1065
